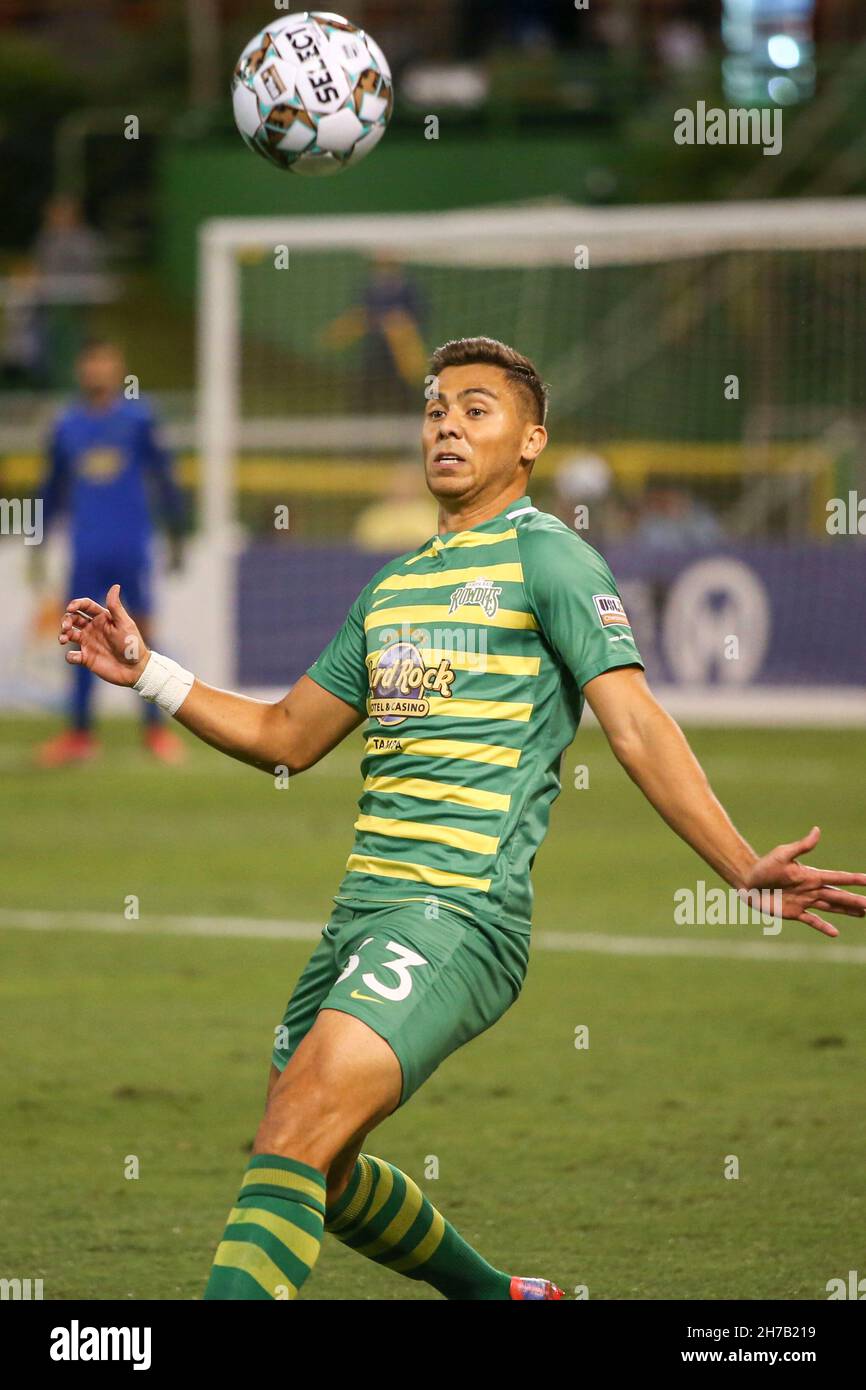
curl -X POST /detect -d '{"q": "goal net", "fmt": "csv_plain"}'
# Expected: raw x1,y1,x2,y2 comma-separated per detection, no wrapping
194,200,866,720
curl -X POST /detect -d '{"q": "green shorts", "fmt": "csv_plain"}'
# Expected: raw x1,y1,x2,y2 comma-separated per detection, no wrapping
271,900,528,1107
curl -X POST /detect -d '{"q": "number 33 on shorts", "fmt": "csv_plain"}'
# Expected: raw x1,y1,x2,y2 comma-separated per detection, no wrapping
335,937,429,1003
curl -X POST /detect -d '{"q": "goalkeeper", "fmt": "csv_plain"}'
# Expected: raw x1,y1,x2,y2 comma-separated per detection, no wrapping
36,338,187,766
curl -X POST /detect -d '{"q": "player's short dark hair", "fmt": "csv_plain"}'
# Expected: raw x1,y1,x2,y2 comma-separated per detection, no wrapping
429,337,549,426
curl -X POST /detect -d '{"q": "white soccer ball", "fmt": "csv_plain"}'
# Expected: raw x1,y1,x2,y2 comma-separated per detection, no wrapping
231,11,392,175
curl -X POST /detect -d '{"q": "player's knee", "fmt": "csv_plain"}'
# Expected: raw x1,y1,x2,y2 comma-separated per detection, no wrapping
253,1077,344,1166
251,1115,332,1168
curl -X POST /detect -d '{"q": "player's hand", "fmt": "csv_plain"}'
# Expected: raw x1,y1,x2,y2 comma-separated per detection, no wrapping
742,826,866,938
58,583,150,688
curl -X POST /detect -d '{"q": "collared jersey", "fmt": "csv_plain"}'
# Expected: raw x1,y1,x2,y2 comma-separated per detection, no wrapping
306,494,644,939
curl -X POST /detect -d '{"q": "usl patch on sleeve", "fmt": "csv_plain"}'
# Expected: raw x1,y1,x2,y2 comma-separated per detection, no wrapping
592,593,631,628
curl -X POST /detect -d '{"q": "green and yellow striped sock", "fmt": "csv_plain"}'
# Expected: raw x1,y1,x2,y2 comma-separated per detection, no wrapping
204,1154,327,1300
325,1153,512,1300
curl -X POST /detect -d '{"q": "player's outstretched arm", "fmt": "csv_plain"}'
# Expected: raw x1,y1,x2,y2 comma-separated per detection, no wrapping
58,584,364,775
584,665,866,937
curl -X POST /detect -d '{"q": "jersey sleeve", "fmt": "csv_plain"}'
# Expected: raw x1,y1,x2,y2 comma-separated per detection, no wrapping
39,422,70,533
522,526,644,688
140,405,187,534
305,585,370,715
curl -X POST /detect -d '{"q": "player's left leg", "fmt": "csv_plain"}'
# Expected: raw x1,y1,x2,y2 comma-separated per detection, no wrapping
36,558,102,765
35,663,100,765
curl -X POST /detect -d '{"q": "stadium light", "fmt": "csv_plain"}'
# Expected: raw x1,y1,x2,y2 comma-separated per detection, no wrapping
767,34,801,69
722,0,815,105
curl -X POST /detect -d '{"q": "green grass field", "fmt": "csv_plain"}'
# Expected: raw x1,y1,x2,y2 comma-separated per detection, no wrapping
1,716,865,1300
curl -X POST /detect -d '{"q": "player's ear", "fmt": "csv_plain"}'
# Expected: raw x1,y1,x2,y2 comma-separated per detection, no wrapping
522,423,547,463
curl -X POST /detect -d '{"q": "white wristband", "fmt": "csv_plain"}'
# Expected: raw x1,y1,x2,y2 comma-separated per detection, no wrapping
133,651,195,715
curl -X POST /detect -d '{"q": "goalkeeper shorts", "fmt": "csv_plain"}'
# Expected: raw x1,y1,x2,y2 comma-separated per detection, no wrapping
70,552,153,617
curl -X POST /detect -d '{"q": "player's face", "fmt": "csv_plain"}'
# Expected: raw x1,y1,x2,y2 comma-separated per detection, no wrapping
422,364,545,506
77,347,125,399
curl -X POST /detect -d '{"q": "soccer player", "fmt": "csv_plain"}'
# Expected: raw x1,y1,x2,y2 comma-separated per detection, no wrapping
55,337,866,1301
35,338,187,766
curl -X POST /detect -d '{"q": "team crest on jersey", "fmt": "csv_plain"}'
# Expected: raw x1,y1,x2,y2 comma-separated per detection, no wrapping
593,593,631,628
79,447,122,481
448,577,502,618
367,641,455,726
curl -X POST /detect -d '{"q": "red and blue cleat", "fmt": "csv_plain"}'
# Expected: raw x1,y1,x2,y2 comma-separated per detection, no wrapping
509,1276,565,1300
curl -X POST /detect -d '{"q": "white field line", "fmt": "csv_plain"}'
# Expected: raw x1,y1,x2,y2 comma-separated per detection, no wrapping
0,907,864,965
0,908,321,941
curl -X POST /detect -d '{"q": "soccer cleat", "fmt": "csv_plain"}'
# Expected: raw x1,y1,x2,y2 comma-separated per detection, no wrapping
36,730,99,767
509,1276,565,1300
143,726,186,764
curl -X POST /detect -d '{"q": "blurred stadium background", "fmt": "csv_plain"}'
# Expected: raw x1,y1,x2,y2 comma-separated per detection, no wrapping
3,0,866,714
3,1,866,1301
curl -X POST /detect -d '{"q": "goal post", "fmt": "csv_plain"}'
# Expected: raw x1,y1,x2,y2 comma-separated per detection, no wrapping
197,221,240,690
194,199,866,718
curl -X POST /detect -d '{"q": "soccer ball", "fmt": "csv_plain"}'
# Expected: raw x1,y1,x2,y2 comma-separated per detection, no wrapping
231,11,392,176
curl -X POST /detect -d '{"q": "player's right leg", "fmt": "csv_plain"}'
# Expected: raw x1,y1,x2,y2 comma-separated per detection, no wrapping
36,559,102,766
204,1007,400,1300
264,1064,365,1209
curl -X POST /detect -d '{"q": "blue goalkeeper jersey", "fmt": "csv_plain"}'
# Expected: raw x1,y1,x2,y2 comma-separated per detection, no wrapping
40,395,185,560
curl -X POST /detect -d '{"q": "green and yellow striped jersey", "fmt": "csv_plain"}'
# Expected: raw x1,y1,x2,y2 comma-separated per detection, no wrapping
306,493,644,940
